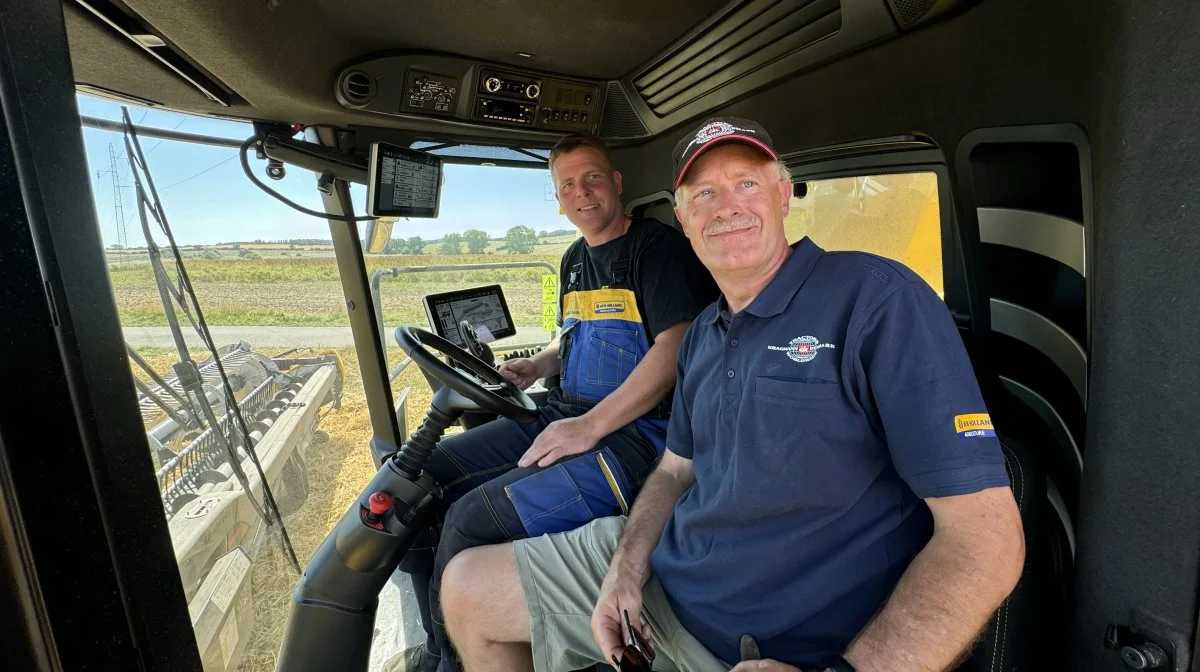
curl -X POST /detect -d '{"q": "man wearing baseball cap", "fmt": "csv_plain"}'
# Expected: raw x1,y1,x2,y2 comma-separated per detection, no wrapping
438,117,1026,672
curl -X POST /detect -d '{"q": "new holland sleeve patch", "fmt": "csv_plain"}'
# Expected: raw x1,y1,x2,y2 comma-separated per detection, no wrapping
954,413,995,438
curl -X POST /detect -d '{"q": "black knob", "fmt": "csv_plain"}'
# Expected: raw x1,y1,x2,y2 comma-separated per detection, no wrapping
1120,643,1167,670
525,83,541,99
484,76,502,93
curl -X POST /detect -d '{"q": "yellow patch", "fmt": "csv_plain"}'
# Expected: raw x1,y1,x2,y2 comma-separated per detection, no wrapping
562,288,643,323
954,413,995,438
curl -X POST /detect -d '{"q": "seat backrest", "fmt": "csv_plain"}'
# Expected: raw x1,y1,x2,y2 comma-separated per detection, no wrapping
957,436,1042,672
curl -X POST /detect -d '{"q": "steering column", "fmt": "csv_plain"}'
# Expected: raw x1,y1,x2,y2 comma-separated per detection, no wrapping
274,325,536,671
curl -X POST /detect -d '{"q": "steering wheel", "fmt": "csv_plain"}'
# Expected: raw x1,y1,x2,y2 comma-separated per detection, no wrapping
395,324,538,422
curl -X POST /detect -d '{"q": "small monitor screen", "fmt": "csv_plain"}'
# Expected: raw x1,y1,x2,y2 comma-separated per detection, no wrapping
423,284,517,347
367,142,443,218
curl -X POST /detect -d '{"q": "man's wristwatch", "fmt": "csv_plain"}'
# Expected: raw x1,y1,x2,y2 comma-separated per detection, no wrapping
822,654,856,672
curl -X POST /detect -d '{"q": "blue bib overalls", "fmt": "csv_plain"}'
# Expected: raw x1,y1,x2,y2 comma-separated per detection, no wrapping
401,233,669,671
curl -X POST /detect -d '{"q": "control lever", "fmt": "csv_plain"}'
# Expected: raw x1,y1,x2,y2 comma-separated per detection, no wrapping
457,320,496,368
500,346,544,361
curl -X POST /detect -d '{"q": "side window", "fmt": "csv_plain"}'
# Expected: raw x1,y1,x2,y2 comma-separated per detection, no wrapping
82,95,566,670
83,97,381,671
784,172,943,297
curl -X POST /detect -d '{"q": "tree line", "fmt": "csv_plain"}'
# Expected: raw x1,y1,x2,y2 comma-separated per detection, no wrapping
383,225,546,255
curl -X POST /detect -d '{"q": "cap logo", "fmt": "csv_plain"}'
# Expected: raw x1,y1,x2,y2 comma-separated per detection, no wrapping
684,121,755,154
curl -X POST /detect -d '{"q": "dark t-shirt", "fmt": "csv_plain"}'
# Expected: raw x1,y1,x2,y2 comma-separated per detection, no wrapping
651,238,1011,666
557,217,718,342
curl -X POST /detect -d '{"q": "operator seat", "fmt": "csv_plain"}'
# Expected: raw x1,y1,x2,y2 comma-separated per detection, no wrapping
574,435,1046,672
955,435,1042,672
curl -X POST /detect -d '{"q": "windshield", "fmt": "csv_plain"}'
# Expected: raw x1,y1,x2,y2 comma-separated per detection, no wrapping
79,93,568,671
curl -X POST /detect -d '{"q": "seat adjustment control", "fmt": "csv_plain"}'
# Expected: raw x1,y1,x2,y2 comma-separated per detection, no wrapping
1104,623,1173,671
1120,643,1166,670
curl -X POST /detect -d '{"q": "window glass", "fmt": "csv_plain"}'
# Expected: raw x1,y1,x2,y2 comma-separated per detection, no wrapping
784,172,943,296
79,93,565,670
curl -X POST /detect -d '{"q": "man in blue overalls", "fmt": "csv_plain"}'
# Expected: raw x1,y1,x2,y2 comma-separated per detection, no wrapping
398,134,719,672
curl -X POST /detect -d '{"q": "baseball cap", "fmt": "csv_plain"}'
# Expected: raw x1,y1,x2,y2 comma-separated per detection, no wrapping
672,117,779,189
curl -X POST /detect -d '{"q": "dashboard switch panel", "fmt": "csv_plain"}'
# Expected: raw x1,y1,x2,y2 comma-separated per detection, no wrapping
476,97,535,125
479,68,543,100
533,78,599,132
335,54,603,135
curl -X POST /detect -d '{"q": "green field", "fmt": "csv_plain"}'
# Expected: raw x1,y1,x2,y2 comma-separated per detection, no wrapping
108,250,567,327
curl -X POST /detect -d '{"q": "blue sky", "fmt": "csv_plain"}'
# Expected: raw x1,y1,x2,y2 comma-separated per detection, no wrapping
76,94,565,247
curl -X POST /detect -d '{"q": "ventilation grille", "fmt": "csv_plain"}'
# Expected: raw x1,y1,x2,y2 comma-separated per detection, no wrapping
886,0,937,27
340,71,374,105
633,0,841,118
599,82,650,139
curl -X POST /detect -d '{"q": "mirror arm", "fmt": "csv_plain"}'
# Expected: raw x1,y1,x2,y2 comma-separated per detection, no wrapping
260,134,369,185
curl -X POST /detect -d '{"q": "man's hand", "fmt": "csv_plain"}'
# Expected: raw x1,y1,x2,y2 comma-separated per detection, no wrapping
588,452,694,667
498,357,543,390
518,415,600,467
591,567,651,664
730,661,801,672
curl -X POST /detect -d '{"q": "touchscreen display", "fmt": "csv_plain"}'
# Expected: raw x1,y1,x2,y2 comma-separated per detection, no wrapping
423,284,516,346
367,142,442,218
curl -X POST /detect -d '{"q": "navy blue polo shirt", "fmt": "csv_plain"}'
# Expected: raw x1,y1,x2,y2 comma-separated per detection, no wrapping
650,237,1010,666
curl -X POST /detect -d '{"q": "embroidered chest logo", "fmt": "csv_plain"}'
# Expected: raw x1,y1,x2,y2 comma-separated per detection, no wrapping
767,335,836,363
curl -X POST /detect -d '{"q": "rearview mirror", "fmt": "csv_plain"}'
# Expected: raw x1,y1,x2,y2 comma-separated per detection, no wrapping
364,217,396,254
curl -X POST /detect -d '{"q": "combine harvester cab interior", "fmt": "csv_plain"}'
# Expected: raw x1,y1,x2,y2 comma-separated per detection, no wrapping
2,1,1200,672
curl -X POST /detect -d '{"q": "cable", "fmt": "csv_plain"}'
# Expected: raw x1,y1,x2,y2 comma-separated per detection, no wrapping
159,153,237,190
143,117,189,158
238,136,377,222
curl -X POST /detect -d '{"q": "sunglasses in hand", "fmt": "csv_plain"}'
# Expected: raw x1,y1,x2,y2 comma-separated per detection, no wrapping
611,609,655,672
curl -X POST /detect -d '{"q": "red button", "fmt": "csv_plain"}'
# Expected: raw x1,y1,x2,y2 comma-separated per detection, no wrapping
368,492,393,516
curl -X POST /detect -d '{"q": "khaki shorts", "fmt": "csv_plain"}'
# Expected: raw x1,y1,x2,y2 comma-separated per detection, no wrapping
513,516,732,672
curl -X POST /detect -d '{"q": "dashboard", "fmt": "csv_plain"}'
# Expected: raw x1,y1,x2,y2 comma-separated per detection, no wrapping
336,54,602,135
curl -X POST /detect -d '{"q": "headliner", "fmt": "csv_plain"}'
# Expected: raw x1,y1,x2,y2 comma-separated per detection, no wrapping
66,0,730,134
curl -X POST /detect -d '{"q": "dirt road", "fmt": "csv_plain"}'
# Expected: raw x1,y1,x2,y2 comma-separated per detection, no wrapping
122,325,554,350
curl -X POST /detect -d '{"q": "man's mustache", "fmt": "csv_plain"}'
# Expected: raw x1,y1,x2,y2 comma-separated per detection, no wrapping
703,214,759,236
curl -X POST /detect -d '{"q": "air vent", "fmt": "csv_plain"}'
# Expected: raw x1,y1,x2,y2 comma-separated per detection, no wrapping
886,0,937,27
340,71,375,105
633,0,841,118
599,82,650,139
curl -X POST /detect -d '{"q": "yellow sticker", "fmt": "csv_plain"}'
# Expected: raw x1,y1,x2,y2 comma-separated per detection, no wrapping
542,304,558,331
954,413,995,438
561,288,643,323
541,274,558,302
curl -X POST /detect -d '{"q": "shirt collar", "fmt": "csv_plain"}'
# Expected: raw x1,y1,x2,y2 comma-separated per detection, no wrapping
705,237,822,324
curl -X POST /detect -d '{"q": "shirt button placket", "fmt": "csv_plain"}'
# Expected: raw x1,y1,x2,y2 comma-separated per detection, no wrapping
722,320,741,427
